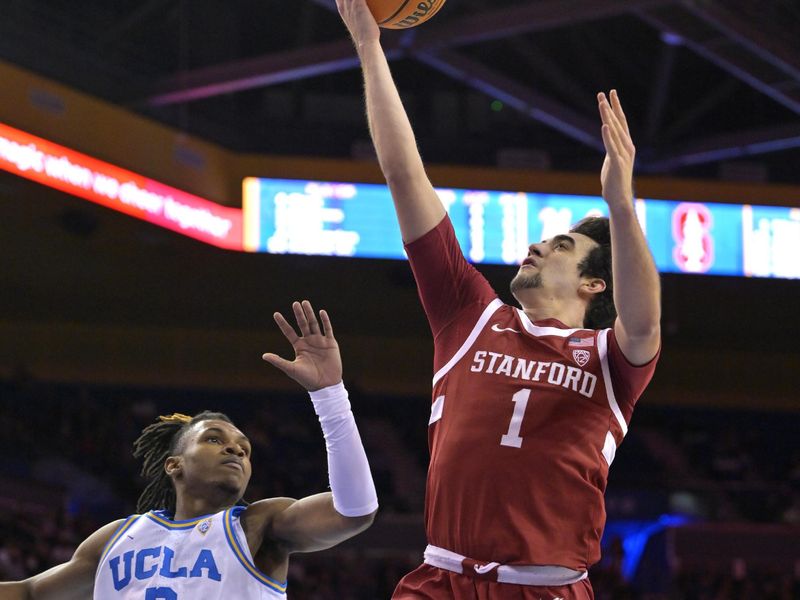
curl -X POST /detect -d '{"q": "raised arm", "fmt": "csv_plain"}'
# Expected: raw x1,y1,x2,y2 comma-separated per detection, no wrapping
0,519,123,600
598,90,661,365
258,301,377,552
337,0,444,243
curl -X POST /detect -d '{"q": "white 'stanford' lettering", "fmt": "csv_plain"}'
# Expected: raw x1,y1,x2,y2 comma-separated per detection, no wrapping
470,350,597,398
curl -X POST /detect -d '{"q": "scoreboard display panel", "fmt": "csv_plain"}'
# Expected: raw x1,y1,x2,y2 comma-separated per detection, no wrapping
244,177,800,280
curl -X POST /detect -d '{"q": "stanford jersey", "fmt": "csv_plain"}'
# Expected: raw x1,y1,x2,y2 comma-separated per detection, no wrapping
405,216,658,572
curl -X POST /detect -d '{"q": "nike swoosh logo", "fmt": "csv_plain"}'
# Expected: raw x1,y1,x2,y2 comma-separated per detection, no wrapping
491,324,520,334
473,562,500,574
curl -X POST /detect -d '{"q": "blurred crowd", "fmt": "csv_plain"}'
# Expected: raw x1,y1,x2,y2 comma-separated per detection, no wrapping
1,377,798,597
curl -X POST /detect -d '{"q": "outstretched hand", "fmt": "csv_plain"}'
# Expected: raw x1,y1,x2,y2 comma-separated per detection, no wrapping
598,90,635,210
337,0,380,47
262,300,342,392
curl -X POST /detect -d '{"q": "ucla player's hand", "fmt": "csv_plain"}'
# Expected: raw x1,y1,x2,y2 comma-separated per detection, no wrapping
598,90,635,211
262,300,343,391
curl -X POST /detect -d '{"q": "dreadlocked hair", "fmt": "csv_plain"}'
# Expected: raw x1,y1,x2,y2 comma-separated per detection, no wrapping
570,216,616,330
133,410,234,515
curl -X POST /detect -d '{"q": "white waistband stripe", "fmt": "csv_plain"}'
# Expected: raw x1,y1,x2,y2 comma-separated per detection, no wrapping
423,544,587,586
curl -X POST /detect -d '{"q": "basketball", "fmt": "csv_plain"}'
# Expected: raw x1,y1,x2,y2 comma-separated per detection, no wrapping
366,0,447,29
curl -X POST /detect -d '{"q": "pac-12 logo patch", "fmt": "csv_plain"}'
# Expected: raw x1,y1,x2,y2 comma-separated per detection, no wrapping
572,349,590,367
197,519,212,535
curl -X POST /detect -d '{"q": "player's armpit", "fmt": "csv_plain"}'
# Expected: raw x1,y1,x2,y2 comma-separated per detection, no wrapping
261,493,375,554
0,519,126,600
612,317,661,367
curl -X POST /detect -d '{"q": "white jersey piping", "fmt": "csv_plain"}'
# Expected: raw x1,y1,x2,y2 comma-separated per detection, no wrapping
432,298,504,386
515,308,591,338
601,430,617,466
597,328,628,436
429,395,445,425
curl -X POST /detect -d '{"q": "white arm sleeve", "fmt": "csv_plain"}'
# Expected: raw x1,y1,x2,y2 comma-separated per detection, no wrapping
309,382,379,517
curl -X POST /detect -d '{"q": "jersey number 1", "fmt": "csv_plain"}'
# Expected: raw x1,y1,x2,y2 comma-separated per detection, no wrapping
500,389,530,448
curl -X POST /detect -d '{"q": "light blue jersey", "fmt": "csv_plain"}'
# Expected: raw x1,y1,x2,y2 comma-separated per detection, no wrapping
94,507,287,599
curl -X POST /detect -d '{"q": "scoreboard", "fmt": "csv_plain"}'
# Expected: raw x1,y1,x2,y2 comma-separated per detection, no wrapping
2,118,798,280
244,177,800,279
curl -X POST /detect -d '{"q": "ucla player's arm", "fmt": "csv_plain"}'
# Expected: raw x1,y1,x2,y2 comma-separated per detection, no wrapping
244,494,375,555
260,302,378,558
598,91,661,365
338,0,445,243
0,518,124,600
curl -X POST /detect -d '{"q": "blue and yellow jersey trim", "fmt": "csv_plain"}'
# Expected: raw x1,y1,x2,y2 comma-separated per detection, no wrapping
223,507,288,594
145,510,215,530
98,514,140,564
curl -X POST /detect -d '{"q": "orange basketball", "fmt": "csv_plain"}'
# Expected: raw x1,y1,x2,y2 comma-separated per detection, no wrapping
366,0,447,29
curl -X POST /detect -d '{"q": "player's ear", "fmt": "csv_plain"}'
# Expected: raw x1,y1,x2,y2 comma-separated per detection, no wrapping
580,277,606,298
165,455,183,478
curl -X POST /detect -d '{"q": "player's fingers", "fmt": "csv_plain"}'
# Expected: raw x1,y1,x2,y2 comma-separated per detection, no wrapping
273,311,300,344
601,124,621,161
600,102,627,159
599,98,621,138
261,353,294,375
302,300,320,335
293,301,311,336
609,91,635,156
598,94,617,132
320,309,334,338
602,93,634,157
610,90,631,136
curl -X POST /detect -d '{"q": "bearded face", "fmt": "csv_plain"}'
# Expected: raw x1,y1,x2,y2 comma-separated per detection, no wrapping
509,270,542,296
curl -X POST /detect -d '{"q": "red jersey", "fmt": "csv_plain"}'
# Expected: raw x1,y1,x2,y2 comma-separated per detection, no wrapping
405,216,658,571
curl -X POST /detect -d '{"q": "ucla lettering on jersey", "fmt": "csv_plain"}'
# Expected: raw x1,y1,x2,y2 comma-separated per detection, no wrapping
94,508,286,599
108,546,221,591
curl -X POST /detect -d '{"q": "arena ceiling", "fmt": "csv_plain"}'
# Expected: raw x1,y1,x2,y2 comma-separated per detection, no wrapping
1,0,799,183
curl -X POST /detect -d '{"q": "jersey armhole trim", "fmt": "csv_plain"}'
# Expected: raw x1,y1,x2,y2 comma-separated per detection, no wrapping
429,395,445,425
223,507,288,594
601,430,617,466
97,514,139,566
597,328,628,436
432,298,504,386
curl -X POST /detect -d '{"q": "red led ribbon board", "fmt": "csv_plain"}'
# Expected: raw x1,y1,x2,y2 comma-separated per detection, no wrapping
0,122,243,250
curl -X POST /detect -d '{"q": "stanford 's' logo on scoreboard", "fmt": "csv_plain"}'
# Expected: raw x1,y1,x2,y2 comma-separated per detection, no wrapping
672,202,714,273
572,350,590,367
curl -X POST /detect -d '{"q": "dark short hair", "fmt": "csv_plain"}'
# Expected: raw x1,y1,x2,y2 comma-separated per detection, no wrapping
570,217,616,329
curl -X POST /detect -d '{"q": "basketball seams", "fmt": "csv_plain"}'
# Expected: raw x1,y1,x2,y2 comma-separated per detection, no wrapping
422,0,446,21
377,0,414,25
373,0,445,29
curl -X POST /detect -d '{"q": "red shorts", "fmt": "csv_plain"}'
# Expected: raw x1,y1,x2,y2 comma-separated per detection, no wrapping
392,564,594,600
